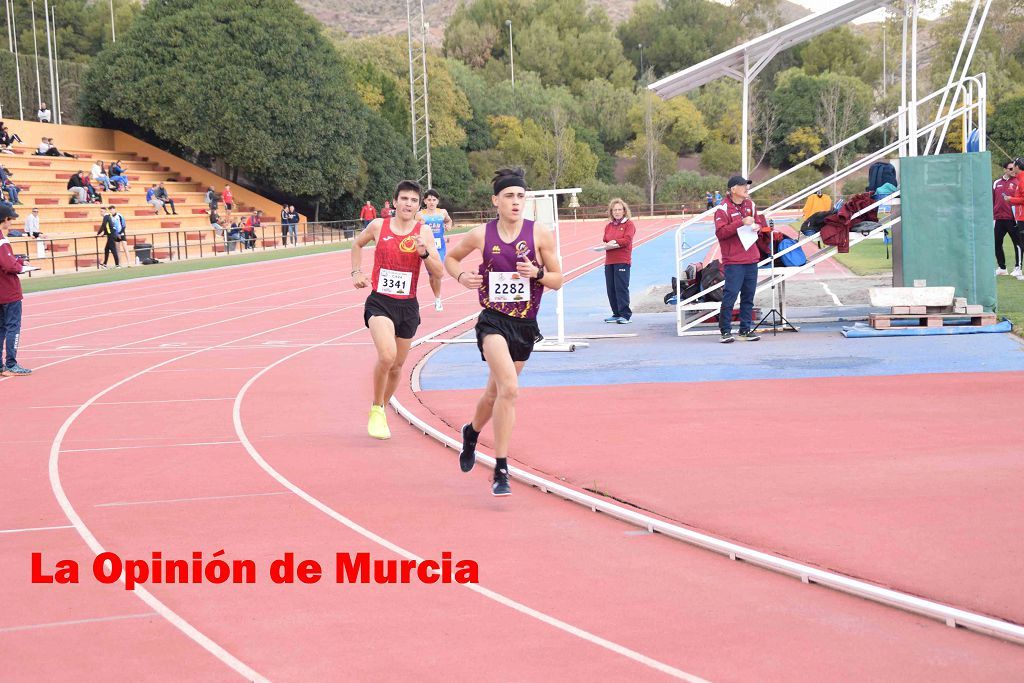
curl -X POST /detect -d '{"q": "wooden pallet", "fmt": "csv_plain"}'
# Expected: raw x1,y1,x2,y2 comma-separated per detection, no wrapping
869,312,996,330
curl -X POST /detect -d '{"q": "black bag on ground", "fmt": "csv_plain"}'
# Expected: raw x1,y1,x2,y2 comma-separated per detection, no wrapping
699,259,724,302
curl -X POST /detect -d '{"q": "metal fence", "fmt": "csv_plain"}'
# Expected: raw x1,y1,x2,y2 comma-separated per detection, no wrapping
8,220,360,277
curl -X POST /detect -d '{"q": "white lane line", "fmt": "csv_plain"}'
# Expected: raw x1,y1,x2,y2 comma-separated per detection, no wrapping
0,613,156,633
0,525,74,535
62,441,242,454
30,397,235,409
95,491,288,508
820,282,843,306
232,226,705,681
46,287,399,680
26,247,344,321
150,366,267,373
39,224,668,680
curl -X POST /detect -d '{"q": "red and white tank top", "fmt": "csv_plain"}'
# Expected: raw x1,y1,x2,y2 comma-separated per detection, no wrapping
371,218,424,300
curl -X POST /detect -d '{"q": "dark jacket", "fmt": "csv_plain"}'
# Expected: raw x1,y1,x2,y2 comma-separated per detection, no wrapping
820,192,878,254
993,176,1017,221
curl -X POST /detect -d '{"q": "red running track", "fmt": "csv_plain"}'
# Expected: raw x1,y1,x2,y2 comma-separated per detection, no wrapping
3,218,1023,680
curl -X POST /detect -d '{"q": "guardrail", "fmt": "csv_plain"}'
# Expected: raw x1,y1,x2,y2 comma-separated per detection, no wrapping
7,220,359,277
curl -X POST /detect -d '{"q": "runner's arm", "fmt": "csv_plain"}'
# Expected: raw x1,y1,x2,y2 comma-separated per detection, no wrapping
350,219,380,286
445,224,485,289
419,224,443,279
533,223,563,290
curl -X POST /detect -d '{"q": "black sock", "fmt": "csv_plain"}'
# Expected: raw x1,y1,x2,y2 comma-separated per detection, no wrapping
495,457,507,472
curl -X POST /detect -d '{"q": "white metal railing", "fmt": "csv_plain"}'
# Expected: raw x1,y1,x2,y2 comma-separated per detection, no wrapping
674,74,987,335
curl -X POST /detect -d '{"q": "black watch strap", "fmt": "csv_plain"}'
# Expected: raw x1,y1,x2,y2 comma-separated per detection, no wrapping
535,266,545,281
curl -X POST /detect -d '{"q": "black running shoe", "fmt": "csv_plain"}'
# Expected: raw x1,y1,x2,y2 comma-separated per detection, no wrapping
737,330,761,342
459,424,477,473
492,467,511,496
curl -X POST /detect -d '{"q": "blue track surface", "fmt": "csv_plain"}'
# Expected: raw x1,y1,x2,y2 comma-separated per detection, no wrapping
419,225,1024,391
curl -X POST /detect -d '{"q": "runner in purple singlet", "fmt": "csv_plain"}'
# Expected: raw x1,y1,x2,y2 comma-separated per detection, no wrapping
444,168,563,496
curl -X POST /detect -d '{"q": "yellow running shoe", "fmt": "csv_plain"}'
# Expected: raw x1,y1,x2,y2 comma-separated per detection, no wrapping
368,405,391,440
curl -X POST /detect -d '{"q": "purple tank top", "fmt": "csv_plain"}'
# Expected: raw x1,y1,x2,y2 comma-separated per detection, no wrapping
478,218,544,319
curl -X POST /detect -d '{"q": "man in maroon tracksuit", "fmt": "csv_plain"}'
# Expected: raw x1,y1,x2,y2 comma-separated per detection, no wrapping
993,160,1020,278
0,204,31,375
714,175,768,343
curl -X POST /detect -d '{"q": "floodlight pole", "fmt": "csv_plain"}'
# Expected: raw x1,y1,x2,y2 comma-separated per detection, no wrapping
741,52,749,179
899,2,908,158
908,0,919,156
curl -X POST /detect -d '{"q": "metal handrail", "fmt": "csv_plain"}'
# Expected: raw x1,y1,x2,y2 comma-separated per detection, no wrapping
674,74,987,335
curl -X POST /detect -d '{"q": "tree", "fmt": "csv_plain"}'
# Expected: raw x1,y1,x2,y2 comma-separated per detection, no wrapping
817,73,874,188
990,96,1024,166
430,147,475,208
335,36,470,149
444,0,633,90
491,114,598,189
689,80,743,144
629,93,708,156
700,136,740,176
799,26,881,86
783,127,822,165
80,0,387,210
576,78,634,151
749,95,780,172
618,0,743,80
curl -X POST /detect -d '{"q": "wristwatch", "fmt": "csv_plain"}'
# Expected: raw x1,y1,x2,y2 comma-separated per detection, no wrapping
419,250,429,260
534,266,545,281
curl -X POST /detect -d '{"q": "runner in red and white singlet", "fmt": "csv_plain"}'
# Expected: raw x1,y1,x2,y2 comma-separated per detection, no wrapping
351,180,442,440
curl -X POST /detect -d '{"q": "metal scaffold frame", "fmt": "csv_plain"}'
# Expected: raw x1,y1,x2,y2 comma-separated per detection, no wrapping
406,0,432,189
648,0,994,337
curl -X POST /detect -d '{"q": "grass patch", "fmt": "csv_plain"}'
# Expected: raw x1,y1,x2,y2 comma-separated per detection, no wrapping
997,276,1024,335
833,239,893,276
22,241,351,294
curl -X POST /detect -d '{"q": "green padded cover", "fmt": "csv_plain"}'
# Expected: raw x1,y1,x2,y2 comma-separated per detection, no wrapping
899,152,996,310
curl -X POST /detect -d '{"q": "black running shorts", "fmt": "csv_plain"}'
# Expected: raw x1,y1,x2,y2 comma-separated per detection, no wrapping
475,308,543,362
364,290,421,339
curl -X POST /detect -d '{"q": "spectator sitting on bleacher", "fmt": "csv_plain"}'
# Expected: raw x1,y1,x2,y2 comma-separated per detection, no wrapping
155,182,176,215
35,137,49,155
67,172,88,204
0,167,21,205
0,123,22,153
243,211,260,249
108,160,129,190
146,184,163,214
84,176,102,204
91,161,111,191
40,137,76,158
37,103,51,123
209,208,223,236
24,207,41,238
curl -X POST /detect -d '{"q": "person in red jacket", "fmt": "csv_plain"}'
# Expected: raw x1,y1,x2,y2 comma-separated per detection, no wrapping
602,198,636,324
998,158,1023,279
714,175,768,343
221,185,234,211
0,204,31,375
359,200,378,228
